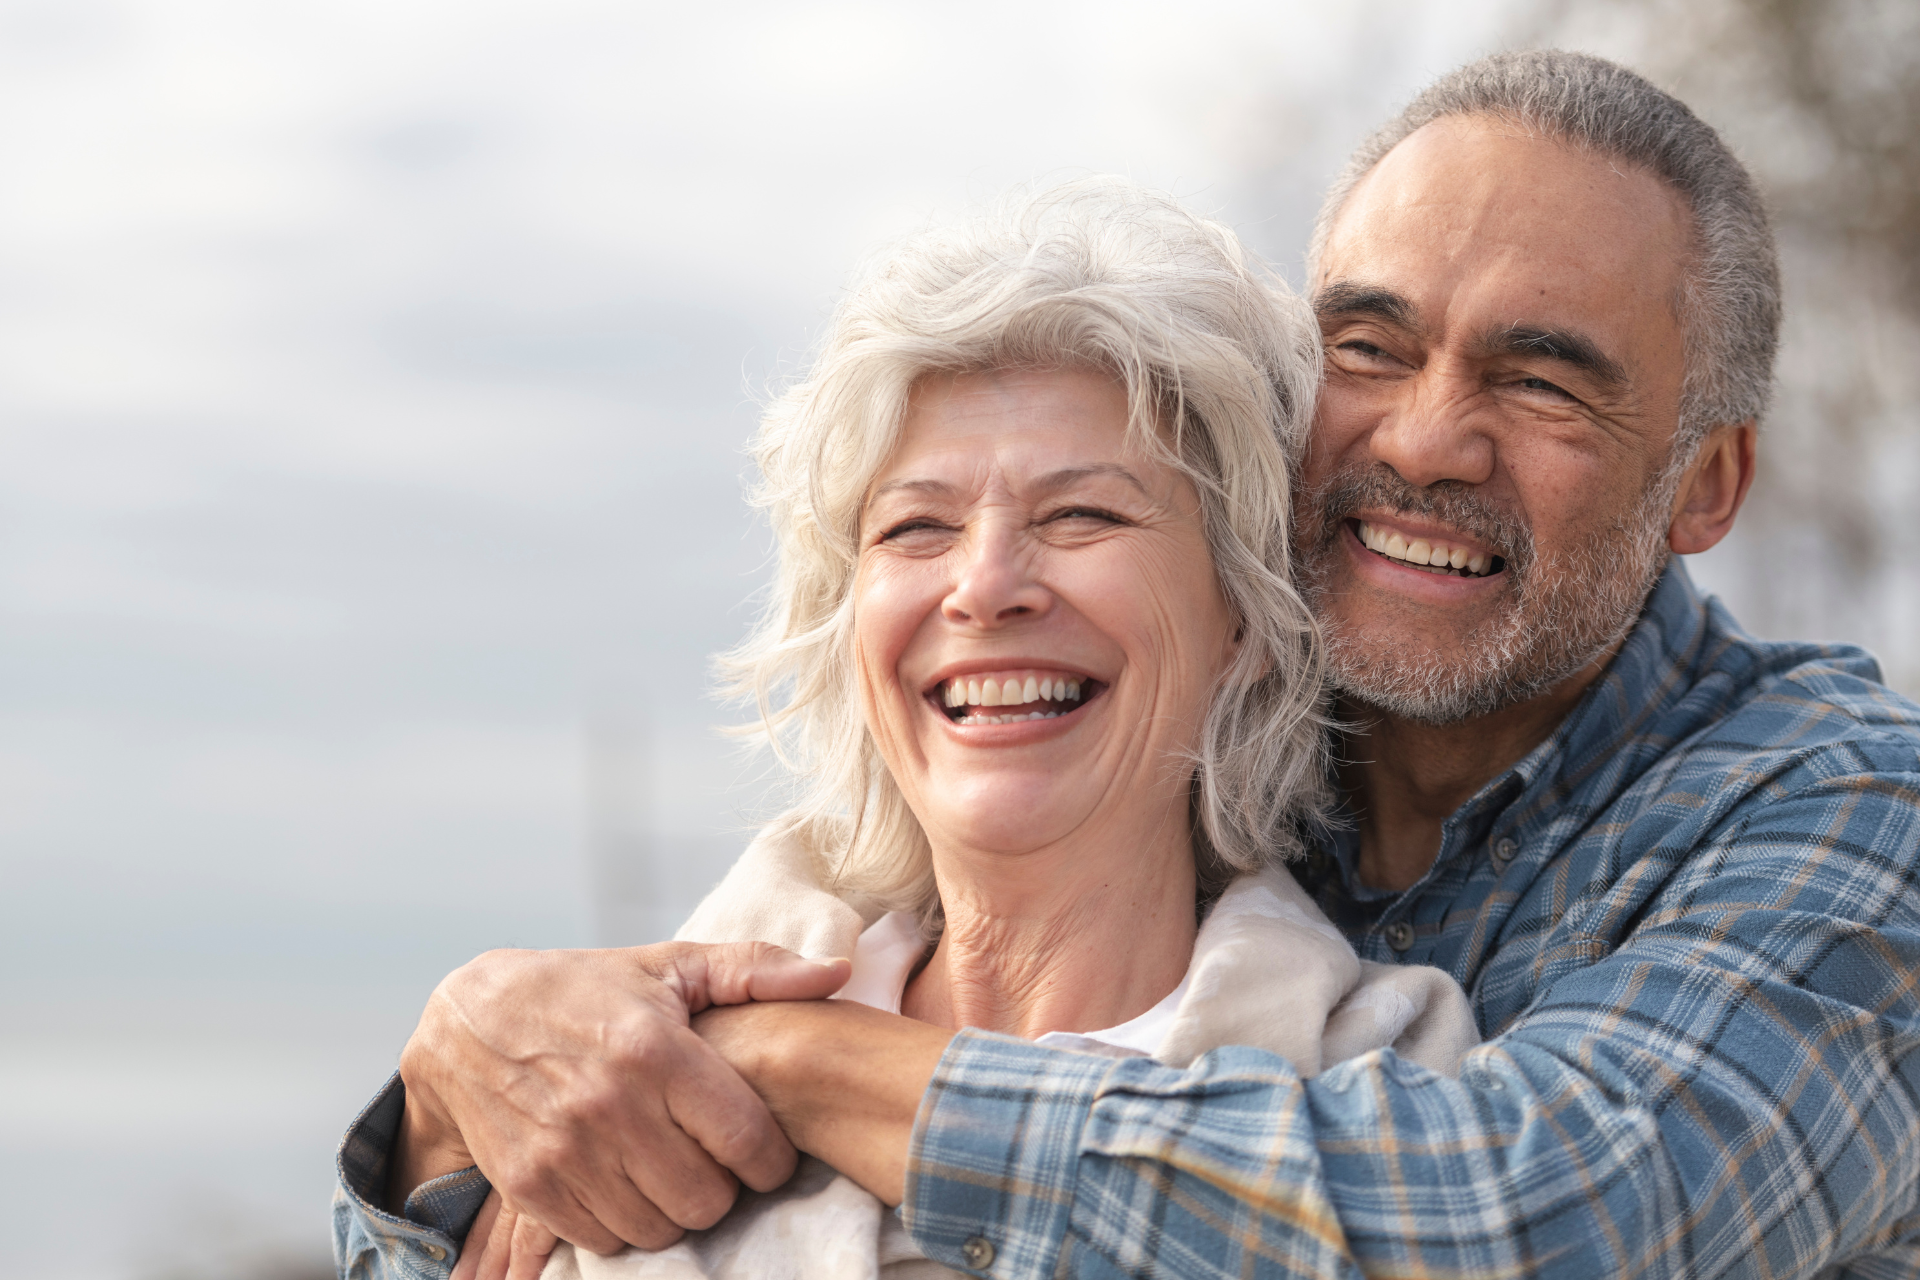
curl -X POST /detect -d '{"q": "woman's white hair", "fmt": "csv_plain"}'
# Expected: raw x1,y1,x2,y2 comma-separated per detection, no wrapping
720,177,1327,921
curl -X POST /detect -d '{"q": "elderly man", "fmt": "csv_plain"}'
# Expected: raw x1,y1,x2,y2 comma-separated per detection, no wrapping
338,50,1920,1279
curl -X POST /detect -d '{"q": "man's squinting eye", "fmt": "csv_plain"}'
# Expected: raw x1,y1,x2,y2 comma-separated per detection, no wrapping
1516,375,1577,400
1331,338,1408,370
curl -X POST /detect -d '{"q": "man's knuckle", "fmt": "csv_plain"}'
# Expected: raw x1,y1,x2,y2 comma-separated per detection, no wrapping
705,1118,767,1167
495,1153,560,1203
619,1029,688,1078
630,1221,685,1251
676,1183,738,1231
571,1085,627,1127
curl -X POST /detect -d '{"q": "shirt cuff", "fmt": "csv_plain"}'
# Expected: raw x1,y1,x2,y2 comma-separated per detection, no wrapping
333,1072,493,1279
901,1029,1114,1276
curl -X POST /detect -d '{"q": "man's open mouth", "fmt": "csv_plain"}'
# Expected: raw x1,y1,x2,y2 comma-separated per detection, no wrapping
931,669,1101,726
1353,519,1505,579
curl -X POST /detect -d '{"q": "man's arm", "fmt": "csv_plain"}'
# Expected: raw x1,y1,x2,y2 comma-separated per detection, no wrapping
687,775,1920,1278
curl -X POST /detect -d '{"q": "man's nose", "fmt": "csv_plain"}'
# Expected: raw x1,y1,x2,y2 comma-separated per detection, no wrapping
1367,369,1496,489
942,528,1052,627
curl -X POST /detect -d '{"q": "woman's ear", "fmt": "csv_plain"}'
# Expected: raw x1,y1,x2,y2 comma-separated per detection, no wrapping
1668,421,1758,555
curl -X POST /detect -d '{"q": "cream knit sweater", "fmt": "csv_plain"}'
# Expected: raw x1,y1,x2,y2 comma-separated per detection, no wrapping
543,833,1479,1280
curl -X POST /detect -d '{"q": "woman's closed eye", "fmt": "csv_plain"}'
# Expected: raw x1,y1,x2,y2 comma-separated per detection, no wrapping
873,516,959,550
1042,505,1130,527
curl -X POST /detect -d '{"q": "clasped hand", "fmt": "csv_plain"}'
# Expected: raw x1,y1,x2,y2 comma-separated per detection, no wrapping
387,940,852,1280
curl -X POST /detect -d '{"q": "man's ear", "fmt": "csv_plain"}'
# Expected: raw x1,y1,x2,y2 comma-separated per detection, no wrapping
1668,420,1757,555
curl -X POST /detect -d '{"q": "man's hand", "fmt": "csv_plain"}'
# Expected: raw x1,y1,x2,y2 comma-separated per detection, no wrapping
389,941,851,1254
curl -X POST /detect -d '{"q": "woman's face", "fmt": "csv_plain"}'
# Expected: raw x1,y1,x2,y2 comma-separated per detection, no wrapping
854,366,1239,859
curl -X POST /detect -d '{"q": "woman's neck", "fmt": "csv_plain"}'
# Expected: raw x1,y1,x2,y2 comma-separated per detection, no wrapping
899,822,1198,1040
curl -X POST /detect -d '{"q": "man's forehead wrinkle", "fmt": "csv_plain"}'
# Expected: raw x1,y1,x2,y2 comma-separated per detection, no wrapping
1484,323,1630,389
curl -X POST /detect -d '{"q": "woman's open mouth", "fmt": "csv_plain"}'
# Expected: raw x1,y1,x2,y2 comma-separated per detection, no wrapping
929,669,1103,725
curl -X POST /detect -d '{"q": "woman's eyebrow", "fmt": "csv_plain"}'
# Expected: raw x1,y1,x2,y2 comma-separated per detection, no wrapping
1029,464,1150,496
869,477,959,501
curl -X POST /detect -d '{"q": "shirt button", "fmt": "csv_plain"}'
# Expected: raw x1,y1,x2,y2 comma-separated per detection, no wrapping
1493,837,1518,865
1384,921,1415,952
961,1235,996,1269
424,1244,446,1261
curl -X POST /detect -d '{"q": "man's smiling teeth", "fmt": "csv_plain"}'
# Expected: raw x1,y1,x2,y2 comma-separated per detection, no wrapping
941,669,1084,724
1357,520,1494,576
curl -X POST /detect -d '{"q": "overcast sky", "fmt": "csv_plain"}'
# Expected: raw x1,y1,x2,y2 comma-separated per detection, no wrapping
0,2,1536,1274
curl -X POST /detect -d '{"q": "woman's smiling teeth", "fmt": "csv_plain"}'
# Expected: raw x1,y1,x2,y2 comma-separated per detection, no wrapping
1357,520,1499,577
939,669,1088,724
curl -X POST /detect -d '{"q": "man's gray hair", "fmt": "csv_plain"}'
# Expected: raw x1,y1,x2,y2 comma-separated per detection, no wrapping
1309,49,1782,451
722,178,1327,922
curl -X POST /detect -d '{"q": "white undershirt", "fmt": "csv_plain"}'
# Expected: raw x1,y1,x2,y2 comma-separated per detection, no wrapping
829,910,1191,1058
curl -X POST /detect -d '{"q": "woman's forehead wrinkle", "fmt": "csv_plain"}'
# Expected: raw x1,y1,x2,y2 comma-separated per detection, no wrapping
865,462,1157,515
1025,464,1152,498
870,477,961,501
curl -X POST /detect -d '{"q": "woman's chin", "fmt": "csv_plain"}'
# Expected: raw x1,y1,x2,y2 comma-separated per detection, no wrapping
921,797,1088,858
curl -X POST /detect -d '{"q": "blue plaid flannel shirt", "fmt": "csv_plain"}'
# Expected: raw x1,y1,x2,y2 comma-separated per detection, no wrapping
904,562,1920,1278
335,561,1920,1278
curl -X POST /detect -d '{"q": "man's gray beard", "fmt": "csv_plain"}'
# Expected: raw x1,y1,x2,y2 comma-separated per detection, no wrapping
1295,465,1677,726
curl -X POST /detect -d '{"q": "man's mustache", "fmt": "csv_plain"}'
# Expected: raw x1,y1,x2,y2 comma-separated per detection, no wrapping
1307,464,1535,577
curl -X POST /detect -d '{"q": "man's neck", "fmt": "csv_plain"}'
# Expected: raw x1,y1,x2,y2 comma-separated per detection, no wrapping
1339,654,1612,893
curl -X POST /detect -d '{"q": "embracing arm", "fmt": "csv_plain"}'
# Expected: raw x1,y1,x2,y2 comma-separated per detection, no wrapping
683,773,1920,1279
875,775,1920,1278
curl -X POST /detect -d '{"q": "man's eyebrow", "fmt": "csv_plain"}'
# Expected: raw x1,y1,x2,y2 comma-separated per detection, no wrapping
1486,324,1628,389
1312,280,1420,329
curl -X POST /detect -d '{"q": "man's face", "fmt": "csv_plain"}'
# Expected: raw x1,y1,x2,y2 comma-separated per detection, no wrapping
1299,114,1695,724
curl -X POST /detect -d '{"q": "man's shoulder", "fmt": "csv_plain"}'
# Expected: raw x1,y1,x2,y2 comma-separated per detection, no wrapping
1601,603,1920,874
1549,576,1920,878
1677,614,1920,782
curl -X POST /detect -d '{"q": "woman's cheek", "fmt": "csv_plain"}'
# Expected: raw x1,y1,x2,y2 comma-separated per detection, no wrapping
854,560,947,708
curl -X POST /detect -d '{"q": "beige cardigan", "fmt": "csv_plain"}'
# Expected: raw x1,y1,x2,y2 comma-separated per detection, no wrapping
543,833,1479,1280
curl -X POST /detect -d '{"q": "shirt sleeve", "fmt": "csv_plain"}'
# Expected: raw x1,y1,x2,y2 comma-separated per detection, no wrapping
902,774,1920,1278
333,1072,493,1280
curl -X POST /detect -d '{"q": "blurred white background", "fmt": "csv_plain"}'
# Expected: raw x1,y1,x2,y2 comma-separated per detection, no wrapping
1,2,1911,1277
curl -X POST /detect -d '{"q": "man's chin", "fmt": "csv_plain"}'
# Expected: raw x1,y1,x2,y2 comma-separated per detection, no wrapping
1319,605,1593,726
1327,654,1525,726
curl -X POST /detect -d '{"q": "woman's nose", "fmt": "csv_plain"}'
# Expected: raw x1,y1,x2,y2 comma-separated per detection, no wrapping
942,531,1052,627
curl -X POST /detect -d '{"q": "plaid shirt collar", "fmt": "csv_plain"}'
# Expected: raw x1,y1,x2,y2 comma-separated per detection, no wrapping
1307,559,1773,970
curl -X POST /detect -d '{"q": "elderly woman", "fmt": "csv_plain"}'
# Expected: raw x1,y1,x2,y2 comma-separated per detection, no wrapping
417,180,1476,1280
